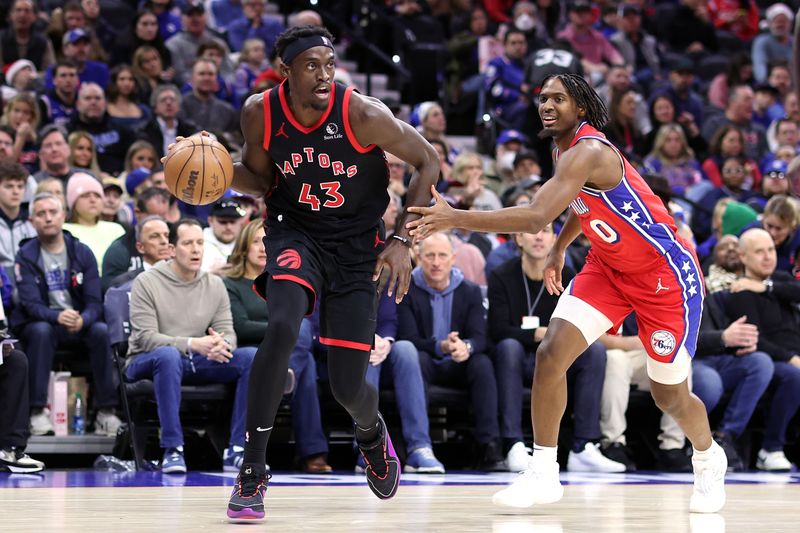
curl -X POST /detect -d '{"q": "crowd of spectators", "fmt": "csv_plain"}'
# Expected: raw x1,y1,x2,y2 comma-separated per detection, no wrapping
1,0,799,476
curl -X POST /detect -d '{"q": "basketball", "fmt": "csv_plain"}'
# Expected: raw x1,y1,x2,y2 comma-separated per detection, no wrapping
163,134,233,205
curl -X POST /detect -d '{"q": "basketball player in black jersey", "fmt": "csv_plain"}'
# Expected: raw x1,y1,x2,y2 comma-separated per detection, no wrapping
219,26,440,519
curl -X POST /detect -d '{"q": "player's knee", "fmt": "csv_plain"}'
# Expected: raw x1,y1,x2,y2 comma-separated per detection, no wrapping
329,377,367,410
650,383,686,415
535,338,570,375
266,314,302,351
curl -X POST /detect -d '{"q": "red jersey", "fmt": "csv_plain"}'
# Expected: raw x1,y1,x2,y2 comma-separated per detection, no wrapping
557,123,688,274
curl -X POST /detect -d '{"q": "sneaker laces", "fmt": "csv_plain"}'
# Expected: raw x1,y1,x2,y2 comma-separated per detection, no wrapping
416,447,437,461
360,436,388,478
238,468,270,498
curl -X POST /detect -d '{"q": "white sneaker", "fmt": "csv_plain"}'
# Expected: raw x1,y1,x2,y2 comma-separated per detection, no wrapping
95,409,123,436
689,441,727,513
492,457,563,508
505,441,531,472
0,448,45,473
30,408,54,436
756,449,792,472
567,442,626,473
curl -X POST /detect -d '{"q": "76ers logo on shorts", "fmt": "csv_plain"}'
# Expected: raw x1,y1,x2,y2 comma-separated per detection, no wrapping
277,249,302,269
650,330,676,356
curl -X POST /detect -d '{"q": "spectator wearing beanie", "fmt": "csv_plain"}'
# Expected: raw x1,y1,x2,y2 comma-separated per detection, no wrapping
62,173,125,274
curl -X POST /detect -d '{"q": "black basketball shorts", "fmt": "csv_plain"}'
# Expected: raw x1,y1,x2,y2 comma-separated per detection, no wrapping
254,221,386,353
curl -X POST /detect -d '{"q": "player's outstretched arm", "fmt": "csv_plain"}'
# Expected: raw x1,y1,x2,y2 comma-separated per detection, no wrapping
349,93,440,302
231,93,275,197
408,141,599,237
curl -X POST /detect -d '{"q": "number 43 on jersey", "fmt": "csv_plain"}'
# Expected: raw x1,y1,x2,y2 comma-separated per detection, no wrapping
298,181,345,210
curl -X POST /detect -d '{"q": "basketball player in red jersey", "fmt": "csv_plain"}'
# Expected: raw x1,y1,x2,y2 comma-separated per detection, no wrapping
214,26,439,519
407,74,727,513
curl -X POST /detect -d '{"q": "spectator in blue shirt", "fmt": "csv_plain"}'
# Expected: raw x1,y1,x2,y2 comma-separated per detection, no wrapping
226,0,285,54
45,29,109,90
483,28,527,131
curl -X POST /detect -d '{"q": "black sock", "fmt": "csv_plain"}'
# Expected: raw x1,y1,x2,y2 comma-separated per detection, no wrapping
355,420,380,445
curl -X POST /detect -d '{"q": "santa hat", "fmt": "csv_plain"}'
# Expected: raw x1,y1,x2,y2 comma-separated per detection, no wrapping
3,59,35,85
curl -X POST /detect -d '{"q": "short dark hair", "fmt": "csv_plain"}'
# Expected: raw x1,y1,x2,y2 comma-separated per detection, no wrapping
53,58,79,78
504,27,525,44
39,124,67,144
0,125,16,142
197,40,226,57
775,118,797,133
0,160,28,183
169,217,203,245
273,25,334,65
136,186,171,214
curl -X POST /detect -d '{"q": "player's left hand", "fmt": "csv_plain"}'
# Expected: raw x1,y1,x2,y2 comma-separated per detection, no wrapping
374,240,412,303
406,186,457,240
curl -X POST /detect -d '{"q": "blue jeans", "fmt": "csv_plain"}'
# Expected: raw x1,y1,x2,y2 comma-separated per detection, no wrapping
763,362,800,451
692,352,774,437
23,320,118,409
418,349,500,446
287,318,328,458
365,340,431,452
494,338,606,444
124,345,255,449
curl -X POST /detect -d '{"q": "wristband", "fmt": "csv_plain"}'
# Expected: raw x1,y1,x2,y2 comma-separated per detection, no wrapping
391,234,412,247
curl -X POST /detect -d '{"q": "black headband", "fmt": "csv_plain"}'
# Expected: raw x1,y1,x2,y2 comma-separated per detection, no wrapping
281,35,335,65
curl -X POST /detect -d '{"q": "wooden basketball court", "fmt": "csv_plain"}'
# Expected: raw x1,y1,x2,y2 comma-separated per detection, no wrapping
1,470,797,532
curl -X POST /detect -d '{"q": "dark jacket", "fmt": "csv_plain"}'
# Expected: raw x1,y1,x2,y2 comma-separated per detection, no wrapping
11,232,103,332
65,113,137,175
397,273,487,358
488,256,576,352
137,116,197,159
722,272,800,362
101,228,141,292
695,289,732,356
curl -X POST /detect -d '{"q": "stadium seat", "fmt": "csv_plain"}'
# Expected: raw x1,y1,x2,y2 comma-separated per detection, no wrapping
104,282,233,470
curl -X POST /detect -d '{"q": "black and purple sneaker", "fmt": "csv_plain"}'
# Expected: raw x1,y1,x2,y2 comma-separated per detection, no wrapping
227,465,270,520
357,413,400,499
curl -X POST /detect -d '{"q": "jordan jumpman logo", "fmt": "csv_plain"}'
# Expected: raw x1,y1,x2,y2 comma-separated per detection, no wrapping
276,121,289,138
656,278,669,294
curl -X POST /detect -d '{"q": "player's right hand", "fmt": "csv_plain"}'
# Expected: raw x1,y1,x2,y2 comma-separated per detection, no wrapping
543,248,565,295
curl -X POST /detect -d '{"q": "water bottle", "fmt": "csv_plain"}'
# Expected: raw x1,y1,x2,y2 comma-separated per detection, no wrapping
72,392,85,435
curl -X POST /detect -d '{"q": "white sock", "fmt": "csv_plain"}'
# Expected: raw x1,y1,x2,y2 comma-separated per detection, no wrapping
693,441,716,459
532,443,557,466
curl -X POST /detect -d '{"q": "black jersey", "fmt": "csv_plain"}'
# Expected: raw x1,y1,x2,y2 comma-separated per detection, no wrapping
263,81,389,239
523,48,583,94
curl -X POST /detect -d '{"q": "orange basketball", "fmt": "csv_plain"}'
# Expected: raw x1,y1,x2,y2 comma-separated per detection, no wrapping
163,135,233,205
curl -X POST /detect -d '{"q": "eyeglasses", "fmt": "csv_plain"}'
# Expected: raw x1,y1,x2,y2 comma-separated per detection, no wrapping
723,167,745,175
767,172,786,179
